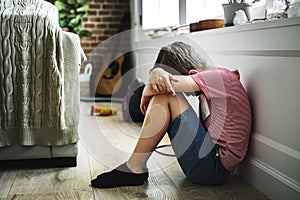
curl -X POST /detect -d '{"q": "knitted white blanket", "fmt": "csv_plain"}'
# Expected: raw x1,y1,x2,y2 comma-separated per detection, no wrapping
0,0,85,146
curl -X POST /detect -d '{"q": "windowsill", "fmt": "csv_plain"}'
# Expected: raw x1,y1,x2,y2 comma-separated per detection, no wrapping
193,16,300,35
135,17,300,44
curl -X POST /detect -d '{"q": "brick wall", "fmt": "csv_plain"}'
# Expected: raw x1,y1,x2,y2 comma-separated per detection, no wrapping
81,0,131,56
46,0,131,55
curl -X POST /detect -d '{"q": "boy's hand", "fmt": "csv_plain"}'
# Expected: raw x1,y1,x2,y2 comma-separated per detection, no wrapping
140,95,151,115
149,68,178,96
140,84,155,115
141,68,179,114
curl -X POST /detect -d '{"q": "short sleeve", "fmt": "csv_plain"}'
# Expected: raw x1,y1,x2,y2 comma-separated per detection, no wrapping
190,70,228,100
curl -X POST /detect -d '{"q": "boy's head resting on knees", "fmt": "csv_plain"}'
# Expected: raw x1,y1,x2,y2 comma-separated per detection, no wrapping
152,42,209,75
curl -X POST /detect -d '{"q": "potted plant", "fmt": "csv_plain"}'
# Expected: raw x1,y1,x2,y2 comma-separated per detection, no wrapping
222,0,253,26
54,0,92,38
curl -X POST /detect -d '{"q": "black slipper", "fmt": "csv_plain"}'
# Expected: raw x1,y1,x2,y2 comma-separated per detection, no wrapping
91,163,148,188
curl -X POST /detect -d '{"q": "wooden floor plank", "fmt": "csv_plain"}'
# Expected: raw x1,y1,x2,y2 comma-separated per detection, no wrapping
161,161,270,200
8,142,92,196
6,191,93,200
0,169,19,199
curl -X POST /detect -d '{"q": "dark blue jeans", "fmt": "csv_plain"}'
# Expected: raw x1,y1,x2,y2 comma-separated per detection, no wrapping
168,107,229,185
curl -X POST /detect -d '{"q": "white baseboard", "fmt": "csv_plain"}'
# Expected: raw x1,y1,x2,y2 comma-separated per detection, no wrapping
237,156,300,200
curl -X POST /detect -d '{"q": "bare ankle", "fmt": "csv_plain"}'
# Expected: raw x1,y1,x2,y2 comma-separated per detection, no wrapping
126,161,144,174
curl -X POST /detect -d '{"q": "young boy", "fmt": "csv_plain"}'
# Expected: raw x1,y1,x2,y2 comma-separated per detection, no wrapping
91,42,252,188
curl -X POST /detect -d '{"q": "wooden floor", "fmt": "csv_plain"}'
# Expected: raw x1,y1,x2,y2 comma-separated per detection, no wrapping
0,102,270,200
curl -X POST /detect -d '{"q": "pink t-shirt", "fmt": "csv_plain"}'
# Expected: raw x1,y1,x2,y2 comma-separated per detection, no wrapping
191,68,252,172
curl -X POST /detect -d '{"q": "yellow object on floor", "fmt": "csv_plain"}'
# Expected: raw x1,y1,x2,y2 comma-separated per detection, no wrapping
91,106,117,116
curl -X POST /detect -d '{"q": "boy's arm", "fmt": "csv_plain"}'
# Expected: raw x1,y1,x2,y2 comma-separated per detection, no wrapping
140,68,201,115
148,68,201,95
171,75,201,93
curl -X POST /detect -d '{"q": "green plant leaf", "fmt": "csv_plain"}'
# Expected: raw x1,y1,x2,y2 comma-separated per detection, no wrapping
54,0,66,10
78,29,92,38
55,0,92,38
77,0,89,4
69,17,79,27
67,0,76,4
77,4,89,12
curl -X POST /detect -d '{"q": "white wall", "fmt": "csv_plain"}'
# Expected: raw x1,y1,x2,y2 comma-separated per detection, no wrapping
132,17,300,200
